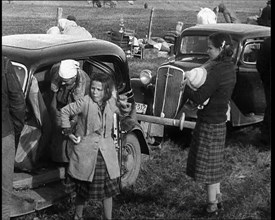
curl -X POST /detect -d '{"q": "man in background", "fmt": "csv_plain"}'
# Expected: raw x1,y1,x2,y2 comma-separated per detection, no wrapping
213,3,241,23
2,56,26,220
257,0,271,27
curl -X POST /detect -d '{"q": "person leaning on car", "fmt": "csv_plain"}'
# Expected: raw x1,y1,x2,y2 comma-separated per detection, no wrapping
2,56,26,220
256,36,271,146
49,59,90,165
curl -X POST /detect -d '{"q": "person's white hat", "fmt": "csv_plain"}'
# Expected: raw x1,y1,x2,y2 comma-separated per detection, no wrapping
186,67,207,89
58,59,80,79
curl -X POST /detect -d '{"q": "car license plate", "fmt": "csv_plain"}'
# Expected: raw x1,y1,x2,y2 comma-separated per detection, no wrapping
136,103,147,114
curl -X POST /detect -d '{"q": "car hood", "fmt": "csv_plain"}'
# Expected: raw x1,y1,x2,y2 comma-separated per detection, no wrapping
163,56,209,71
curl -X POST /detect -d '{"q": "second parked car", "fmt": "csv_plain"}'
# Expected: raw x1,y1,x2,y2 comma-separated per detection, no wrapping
131,23,270,141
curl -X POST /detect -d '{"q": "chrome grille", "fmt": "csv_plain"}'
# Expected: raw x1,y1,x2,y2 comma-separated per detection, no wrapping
153,65,185,118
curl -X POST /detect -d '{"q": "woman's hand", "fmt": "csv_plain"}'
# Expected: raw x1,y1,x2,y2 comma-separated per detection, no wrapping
68,134,81,144
118,94,132,113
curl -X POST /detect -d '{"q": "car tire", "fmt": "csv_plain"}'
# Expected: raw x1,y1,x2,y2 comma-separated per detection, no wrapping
120,133,141,189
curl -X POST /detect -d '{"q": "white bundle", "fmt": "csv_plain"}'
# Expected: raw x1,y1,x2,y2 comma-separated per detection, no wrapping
197,7,217,24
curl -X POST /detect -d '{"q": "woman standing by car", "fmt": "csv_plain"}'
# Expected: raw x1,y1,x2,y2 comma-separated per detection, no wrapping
60,72,131,220
183,32,236,215
50,59,90,164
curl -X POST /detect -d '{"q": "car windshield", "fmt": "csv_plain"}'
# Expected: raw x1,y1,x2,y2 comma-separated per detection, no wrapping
180,36,209,54
180,35,238,57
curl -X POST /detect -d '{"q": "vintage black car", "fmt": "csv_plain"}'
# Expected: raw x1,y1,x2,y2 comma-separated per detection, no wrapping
131,24,270,141
2,34,149,217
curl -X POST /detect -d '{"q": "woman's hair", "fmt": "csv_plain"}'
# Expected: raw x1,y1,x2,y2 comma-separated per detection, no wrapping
208,32,234,61
90,72,114,103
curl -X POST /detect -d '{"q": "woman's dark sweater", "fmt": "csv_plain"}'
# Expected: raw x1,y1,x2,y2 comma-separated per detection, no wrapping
185,59,236,124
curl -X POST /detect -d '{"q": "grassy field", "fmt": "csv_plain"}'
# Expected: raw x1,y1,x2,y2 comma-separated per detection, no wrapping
2,0,266,40
2,1,271,220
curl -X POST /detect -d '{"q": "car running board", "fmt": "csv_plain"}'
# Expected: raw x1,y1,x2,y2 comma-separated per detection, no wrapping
11,167,67,217
11,181,69,217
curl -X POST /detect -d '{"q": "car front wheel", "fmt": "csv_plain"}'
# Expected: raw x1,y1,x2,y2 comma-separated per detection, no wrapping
120,133,141,189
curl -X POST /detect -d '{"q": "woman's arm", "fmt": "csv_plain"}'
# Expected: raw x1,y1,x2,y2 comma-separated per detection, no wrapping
184,70,219,105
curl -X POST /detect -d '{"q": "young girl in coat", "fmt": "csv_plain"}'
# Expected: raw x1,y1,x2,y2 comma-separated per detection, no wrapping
60,72,131,220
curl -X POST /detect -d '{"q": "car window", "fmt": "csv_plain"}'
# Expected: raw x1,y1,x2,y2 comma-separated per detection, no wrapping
11,61,28,92
83,58,124,92
83,60,115,77
242,41,261,64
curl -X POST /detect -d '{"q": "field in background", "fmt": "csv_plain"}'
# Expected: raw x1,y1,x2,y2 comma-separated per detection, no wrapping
2,1,271,220
2,0,267,12
2,0,266,40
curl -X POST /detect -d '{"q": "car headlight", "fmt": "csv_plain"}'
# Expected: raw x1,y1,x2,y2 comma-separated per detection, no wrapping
140,69,152,85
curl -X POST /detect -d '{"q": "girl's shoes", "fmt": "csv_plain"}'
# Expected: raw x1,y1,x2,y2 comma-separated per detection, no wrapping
204,194,224,217
205,201,219,216
74,213,83,220
216,193,224,211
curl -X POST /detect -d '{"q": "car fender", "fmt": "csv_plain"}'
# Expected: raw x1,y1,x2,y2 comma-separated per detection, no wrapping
230,100,263,127
120,116,150,155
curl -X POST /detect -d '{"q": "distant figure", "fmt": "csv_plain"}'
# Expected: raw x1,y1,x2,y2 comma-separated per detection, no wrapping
67,15,77,22
92,0,102,7
46,26,61,35
257,0,271,27
103,0,117,8
57,18,93,39
213,3,241,23
128,0,134,5
144,2,148,9
197,7,217,24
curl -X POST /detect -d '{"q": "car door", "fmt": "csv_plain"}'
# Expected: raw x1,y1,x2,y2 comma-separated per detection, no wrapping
232,38,266,117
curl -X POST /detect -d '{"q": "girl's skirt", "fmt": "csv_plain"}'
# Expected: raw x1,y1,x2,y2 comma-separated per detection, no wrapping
186,120,226,184
65,151,120,200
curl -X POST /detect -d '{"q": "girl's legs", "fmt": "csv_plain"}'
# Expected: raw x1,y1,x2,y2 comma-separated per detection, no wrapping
74,194,85,219
207,183,218,202
206,183,220,212
103,197,112,220
216,182,223,210
216,182,220,194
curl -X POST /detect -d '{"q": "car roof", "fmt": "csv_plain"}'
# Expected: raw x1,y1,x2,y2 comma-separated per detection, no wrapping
183,23,270,39
2,34,126,67
2,34,98,49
